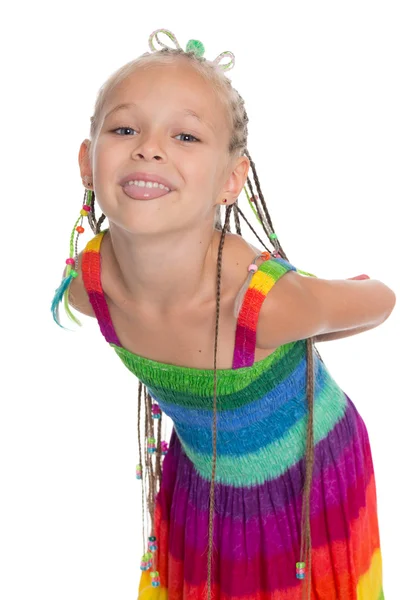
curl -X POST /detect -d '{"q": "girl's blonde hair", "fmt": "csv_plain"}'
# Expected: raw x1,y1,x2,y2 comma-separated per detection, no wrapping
86,46,321,600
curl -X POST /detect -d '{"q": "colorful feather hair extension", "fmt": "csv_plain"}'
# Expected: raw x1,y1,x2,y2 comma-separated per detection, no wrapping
51,191,93,329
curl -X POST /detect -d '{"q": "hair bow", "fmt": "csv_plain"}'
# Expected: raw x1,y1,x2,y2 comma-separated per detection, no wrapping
148,28,235,72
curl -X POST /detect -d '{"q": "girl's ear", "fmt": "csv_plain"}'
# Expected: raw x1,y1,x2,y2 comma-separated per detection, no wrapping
221,155,250,203
78,139,93,184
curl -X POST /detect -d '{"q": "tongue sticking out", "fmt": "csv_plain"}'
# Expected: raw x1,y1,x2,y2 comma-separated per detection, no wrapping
123,184,171,200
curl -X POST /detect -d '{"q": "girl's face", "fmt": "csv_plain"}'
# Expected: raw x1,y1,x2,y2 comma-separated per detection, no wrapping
80,60,248,235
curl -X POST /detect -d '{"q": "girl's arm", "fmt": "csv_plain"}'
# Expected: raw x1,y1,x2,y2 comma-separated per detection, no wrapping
313,322,384,343
256,273,396,349
313,273,388,342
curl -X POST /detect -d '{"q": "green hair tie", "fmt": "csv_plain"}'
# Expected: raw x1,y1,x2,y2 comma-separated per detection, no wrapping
185,39,205,57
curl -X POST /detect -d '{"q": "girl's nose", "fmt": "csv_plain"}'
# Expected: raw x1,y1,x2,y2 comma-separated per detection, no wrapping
133,134,166,162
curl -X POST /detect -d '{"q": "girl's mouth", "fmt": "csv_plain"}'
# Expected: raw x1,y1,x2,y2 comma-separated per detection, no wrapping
122,181,172,201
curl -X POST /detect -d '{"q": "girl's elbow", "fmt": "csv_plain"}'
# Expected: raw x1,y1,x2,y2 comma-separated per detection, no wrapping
382,285,396,321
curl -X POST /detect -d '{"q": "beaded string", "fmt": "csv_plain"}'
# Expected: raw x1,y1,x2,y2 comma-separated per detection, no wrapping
136,382,169,588
51,184,168,588
51,189,93,329
244,184,318,276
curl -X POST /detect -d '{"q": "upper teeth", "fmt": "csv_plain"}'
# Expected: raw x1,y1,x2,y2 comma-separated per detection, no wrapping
125,179,170,191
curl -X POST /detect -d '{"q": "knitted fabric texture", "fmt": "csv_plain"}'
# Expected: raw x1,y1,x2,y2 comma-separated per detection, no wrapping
81,229,384,600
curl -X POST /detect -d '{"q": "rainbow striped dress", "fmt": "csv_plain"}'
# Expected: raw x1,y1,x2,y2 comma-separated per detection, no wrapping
81,229,384,600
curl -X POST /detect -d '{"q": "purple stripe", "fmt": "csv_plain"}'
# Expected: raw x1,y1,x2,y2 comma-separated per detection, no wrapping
158,396,373,559
232,324,256,368
88,291,121,346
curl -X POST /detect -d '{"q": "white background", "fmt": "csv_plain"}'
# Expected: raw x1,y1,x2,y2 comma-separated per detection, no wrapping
1,1,399,598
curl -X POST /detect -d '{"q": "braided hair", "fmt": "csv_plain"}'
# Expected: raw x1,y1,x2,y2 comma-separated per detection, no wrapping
84,46,323,600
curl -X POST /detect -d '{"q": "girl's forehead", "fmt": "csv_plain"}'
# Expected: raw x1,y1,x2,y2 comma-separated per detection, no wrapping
107,69,226,125
117,62,218,101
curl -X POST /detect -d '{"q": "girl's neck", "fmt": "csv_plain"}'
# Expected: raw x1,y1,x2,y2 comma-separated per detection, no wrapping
103,224,225,314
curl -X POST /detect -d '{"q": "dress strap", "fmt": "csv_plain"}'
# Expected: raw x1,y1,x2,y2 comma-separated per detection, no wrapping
232,256,298,369
81,229,122,347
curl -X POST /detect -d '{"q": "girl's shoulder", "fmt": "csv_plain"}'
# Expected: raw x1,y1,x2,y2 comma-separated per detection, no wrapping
65,229,266,322
215,230,264,286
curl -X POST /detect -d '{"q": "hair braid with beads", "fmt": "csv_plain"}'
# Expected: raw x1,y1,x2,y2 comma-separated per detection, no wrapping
82,45,325,600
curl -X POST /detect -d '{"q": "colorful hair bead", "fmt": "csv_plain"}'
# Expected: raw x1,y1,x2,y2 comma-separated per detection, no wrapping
248,263,258,273
136,464,142,480
243,184,263,226
150,571,161,587
148,536,158,552
76,226,85,234
147,437,156,454
140,552,153,571
261,251,271,260
270,233,278,239
161,441,169,456
151,403,161,419
296,561,306,579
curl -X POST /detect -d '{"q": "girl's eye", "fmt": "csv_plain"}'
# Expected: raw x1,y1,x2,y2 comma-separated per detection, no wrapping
111,127,137,136
111,128,199,143
175,133,199,143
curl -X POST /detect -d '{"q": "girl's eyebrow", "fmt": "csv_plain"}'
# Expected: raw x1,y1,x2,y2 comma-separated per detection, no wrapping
182,109,215,132
104,102,215,132
104,102,139,120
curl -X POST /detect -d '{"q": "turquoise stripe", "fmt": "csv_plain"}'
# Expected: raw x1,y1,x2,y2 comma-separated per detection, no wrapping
179,379,348,485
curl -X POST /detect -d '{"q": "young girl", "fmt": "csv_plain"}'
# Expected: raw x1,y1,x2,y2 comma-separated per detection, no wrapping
51,28,394,600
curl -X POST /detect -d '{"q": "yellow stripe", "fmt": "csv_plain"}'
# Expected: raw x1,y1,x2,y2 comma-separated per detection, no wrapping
357,547,383,599
138,570,168,599
249,269,276,294
83,231,104,253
